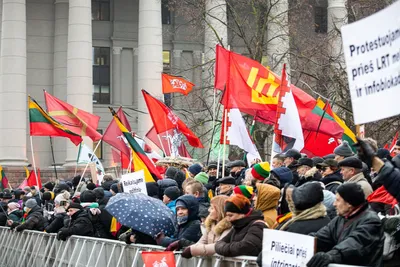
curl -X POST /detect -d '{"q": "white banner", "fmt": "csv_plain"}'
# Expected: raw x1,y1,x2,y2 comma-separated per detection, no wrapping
121,170,148,195
262,229,314,267
341,1,400,124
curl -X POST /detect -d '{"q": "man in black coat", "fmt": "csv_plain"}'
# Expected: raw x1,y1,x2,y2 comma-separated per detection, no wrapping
10,198,47,232
57,202,94,241
307,183,384,267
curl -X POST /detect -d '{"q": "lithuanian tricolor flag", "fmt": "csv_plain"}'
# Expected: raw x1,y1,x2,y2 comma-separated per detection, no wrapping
0,166,9,191
316,98,357,148
110,108,161,182
29,96,83,145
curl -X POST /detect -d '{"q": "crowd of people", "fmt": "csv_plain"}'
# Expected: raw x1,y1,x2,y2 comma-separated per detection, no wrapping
1,138,400,267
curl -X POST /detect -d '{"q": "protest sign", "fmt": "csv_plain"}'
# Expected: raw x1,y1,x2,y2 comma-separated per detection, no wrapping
121,170,148,195
341,1,400,124
262,229,314,267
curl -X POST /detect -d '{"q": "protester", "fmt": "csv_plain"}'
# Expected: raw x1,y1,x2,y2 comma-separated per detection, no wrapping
184,181,209,221
205,162,218,191
45,191,70,233
228,160,247,185
120,228,157,245
194,172,209,185
295,158,321,187
251,162,271,185
271,154,284,169
110,183,119,196
254,184,280,228
269,167,293,189
317,159,343,193
215,177,235,196
233,185,254,200
308,183,383,267
57,202,94,241
7,202,22,223
146,182,160,199
158,195,201,249
393,140,400,156
157,177,178,199
182,195,232,258
214,194,266,257
282,149,301,185
338,156,373,198
10,198,47,232
188,163,203,178
43,182,55,192
163,186,180,214
333,141,354,162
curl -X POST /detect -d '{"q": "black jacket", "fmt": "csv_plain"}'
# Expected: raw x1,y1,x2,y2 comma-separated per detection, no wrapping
215,210,267,257
283,217,330,235
15,206,47,232
312,203,384,266
45,212,68,233
58,209,94,240
376,161,400,202
287,161,300,186
8,210,22,223
321,170,343,194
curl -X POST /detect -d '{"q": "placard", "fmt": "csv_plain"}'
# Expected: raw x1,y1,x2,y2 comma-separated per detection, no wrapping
341,1,400,124
121,170,148,195
262,229,314,267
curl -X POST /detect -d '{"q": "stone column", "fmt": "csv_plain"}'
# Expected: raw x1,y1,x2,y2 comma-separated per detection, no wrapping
267,0,290,73
65,0,93,164
53,0,69,165
172,49,182,74
192,50,202,90
137,0,163,137
112,46,122,106
328,0,347,66
0,0,27,166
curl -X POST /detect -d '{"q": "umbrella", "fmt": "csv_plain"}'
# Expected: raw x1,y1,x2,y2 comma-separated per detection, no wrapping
106,192,176,238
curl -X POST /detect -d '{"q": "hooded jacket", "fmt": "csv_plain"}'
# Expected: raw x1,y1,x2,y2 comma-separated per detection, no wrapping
58,209,94,240
312,203,384,266
376,160,400,202
157,179,178,199
15,206,47,232
321,170,343,194
255,184,280,228
160,195,202,247
215,210,267,257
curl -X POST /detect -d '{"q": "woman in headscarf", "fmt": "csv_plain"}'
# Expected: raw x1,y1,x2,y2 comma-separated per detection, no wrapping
181,195,232,258
254,184,280,228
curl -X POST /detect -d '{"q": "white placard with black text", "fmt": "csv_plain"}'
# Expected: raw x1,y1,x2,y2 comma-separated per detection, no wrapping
121,170,148,195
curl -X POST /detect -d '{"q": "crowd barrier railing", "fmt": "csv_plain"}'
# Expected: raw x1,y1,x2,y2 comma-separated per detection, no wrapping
0,227,365,267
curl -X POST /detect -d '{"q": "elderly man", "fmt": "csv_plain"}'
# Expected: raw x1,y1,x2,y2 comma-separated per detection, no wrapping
228,160,247,185
282,149,301,185
308,183,383,267
333,141,354,162
338,157,373,198
215,177,236,196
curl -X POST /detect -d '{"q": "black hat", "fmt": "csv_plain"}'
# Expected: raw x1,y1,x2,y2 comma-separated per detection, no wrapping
216,176,236,185
338,156,363,169
146,182,160,199
337,183,365,207
207,161,218,169
3,192,12,200
42,191,55,201
165,167,179,179
86,183,96,190
295,157,314,168
312,157,324,166
164,186,180,201
283,149,301,160
396,140,400,146
228,160,246,168
80,190,97,202
377,148,392,161
93,187,105,199
43,182,55,191
323,154,336,160
54,183,71,194
317,159,339,169
292,182,324,210
68,202,83,210
110,183,119,194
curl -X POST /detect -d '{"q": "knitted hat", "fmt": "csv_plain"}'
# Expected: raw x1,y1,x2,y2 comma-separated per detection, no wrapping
7,202,20,210
334,141,354,157
165,167,179,179
233,185,254,199
25,198,38,209
188,163,203,176
224,194,251,214
397,140,400,146
164,186,180,201
194,172,209,185
43,182,55,191
251,162,271,181
337,183,365,207
80,190,97,202
292,182,324,211
377,148,392,161
54,191,71,205
42,191,55,201
338,156,363,169
93,187,105,199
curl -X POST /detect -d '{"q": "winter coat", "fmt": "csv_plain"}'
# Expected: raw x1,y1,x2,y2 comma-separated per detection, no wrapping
264,175,281,189
198,198,210,219
215,210,267,257
345,172,373,198
321,170,343,194
233,168,246,185
295,167,322,187
58,209,94,240
190,218,232,257
157,178,178,199
376,161,400,202
122,229,157,245
287,161,300,185
45,212,68,233
255,184,280,228
15,206,47,232
83,204,114,239
166,200,177,214
160,195,202,247
312,203,384,267
8,210,22,223
284,217,330,235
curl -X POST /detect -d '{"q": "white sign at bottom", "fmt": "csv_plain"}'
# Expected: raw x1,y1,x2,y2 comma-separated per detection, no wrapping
121,170,148,195
262,229,314,267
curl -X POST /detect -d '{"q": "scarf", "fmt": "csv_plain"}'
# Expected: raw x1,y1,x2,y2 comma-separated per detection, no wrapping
279,202,327,231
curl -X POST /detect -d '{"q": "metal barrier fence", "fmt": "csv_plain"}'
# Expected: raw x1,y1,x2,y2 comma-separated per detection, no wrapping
0,227,363,267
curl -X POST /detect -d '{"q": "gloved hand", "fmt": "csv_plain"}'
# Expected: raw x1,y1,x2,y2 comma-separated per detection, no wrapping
181,247,192,259
57,231,66,241
165,240,180,251
353,137,376,168
307,252,333,267
155,232,165,245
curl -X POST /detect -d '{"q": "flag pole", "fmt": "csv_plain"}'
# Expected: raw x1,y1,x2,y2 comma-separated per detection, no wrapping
48,137,59,183
157,134,167,156
206,88,217,165
216,145,222,180
222,108,228,177
126,151,132,174
79,140,102,182
29,136,41,200
74,142,82,177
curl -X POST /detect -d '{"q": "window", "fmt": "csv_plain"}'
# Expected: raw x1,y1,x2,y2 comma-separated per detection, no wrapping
314,6,327,33
93,47,110,104
93,130,103,160
92,0,110,21
162,0,171,25
163,51,171,69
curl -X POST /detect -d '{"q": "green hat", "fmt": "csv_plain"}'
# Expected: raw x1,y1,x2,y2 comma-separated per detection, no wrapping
233,185,254,199
251,162,271,181
194,172,209,185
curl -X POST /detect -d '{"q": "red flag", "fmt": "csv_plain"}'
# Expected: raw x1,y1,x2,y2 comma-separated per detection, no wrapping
44,91,102,141
121,152,130,169
111,149,121,164
368,186,398,207
214,44,230,90
142,90,203,148
20,169,42,189
302,131,340,157
145,126,192,158
389,132,399,156
162,73,194,95
141,251,176,267
103,107,132,157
